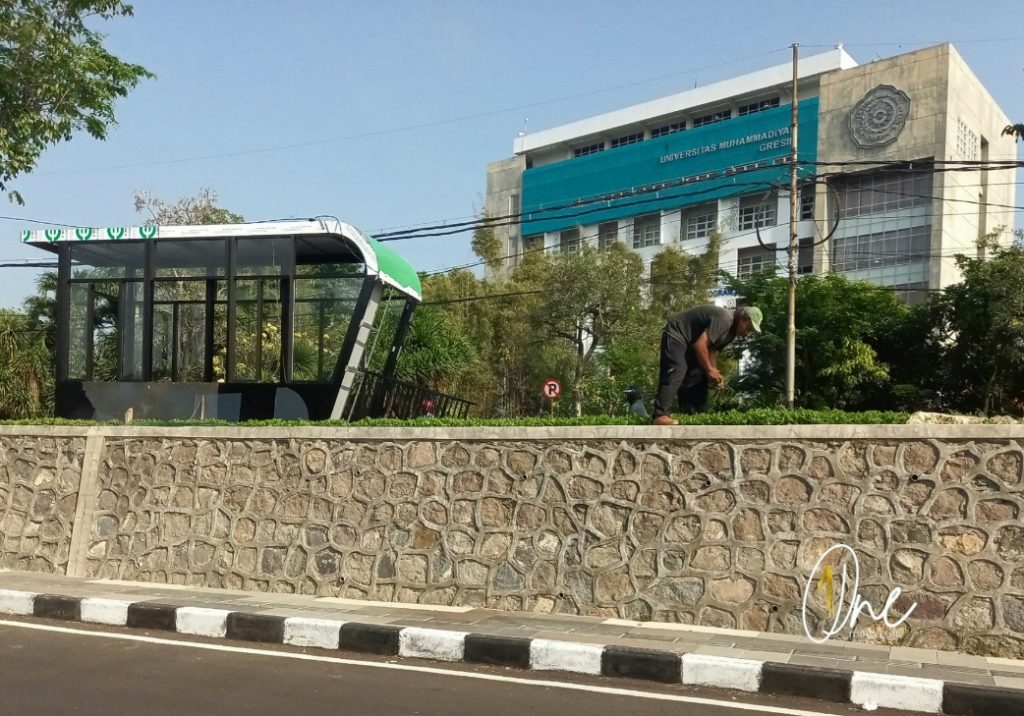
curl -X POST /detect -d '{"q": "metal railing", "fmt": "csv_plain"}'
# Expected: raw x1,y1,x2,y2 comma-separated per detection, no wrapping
346,370,473,421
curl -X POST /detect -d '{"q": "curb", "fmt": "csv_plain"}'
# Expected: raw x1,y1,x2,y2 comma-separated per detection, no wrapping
3,588,1022,715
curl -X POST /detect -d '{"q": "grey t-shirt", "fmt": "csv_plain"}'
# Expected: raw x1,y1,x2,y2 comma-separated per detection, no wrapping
664,305,736,351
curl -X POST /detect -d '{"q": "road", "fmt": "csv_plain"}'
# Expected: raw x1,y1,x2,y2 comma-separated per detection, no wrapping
0,618,913,716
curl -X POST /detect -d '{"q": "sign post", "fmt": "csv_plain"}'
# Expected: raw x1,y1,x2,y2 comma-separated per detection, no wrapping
542,379,561,417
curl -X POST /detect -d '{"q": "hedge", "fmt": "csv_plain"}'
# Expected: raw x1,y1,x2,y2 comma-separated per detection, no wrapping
0,409,913,428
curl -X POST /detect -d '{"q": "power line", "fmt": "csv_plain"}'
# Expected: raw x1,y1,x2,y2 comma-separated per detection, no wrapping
377,159,1022,243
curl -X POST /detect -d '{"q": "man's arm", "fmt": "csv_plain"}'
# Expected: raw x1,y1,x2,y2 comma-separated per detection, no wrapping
694,333,724,387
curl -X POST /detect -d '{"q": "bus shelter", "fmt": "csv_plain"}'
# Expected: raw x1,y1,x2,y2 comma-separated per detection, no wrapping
22,218,471,421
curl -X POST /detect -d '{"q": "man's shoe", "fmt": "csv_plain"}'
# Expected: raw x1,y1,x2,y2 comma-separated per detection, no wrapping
652,415,679,426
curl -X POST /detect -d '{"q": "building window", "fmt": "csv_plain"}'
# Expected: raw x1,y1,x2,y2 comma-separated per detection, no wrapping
837,168,933,217
692,109,731,128
800,186,815,220
832,225,931,273
598,222,618,250
798,237,814,274
610,132,644,149
738,196,776,231
738,97,780,116
573,141,605,158
685,206,717,241
560,228,580,253
737,245,777,278
956,118,979,162
523,235,544,254
651,121,686,138
632,214,661,248
891,281,930,306
509,193,521,217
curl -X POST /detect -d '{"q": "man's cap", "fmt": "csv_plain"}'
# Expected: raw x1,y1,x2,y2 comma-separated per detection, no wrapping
746,306,763,333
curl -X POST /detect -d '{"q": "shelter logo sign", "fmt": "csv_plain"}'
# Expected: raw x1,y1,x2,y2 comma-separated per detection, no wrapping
75,228,93,241
139,225,158,239
107,227,126,240
848,85,911,149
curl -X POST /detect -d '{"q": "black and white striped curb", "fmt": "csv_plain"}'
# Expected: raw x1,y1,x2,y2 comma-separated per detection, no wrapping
3,588,1022,715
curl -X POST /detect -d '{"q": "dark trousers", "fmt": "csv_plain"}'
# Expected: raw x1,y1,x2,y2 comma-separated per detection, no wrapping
653,333,709,417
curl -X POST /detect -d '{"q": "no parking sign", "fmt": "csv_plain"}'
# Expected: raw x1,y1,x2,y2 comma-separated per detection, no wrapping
542,379,561,400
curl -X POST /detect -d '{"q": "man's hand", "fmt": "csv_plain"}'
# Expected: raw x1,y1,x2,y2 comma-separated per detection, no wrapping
707,368,724,389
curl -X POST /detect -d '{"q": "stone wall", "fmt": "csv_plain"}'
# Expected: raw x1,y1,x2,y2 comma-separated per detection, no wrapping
0,434,85,573
1,424,1023,656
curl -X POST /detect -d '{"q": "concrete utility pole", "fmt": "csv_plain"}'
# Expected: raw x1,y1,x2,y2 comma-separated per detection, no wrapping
785,43,799,409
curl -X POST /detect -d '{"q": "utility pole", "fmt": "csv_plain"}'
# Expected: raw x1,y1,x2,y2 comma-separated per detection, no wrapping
785,43,799,409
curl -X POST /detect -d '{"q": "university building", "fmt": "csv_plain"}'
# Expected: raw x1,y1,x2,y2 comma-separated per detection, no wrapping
484,44,1016,304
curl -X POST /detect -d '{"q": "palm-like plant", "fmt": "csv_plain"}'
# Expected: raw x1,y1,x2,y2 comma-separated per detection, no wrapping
0,310,53,417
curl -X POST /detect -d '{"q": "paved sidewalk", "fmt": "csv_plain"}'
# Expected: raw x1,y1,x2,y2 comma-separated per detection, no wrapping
2,570,1023,715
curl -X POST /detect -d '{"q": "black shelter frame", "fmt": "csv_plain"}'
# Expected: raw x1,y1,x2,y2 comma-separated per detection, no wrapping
39,229,468,421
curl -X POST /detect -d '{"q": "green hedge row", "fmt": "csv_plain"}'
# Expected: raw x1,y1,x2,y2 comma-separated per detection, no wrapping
0,408,911,428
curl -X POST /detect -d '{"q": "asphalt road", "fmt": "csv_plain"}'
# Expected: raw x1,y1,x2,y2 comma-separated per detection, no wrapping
0,619,912,716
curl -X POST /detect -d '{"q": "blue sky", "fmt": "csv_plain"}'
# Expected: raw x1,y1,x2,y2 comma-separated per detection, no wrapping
3,0,1022,307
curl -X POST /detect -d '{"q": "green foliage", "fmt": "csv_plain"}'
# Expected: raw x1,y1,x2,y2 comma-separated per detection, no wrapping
470,220,502,269
516,242,646,416
388,306,477,389
648,231,722,318
134,188,244,225
0,1,152,202
930,248,1024,414
0,310,52,418
729,272,908,409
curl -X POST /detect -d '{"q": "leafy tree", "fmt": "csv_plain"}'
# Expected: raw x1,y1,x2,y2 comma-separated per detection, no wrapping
648,231,723,318
0,309,52,417
730,272,906,409
134,188,244,225
516,242,645,416
1,1,151,202
470,220,502,272
390,307,476,389
931,248,1024,415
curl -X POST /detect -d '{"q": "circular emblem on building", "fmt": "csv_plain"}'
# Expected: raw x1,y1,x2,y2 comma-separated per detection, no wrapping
848,85,911,149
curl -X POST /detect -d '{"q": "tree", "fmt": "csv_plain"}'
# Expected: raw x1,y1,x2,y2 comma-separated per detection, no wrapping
648,231,723,318
517,243,645,416
0,310,52,418
470,220,502,272
388,307,476,390
931,248,1024,415
1,1,152,202
134,188,244,225
730,273,906,409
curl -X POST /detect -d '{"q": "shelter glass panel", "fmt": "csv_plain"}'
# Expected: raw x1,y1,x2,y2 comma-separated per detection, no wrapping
71,242,145,281
237,237,294,276
152,280,210,382
233,279,282,381
120,282,145,380
293,276,362,382
155,239,226,278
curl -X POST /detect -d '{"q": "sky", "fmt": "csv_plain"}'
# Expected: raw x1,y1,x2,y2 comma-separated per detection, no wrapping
3,0,1023,307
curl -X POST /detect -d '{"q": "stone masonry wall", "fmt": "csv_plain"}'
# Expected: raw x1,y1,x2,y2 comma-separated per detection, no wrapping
0,435,85,573
78,431,1024,657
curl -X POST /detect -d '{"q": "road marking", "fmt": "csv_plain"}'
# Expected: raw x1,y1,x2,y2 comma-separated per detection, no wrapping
0,619,848,716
